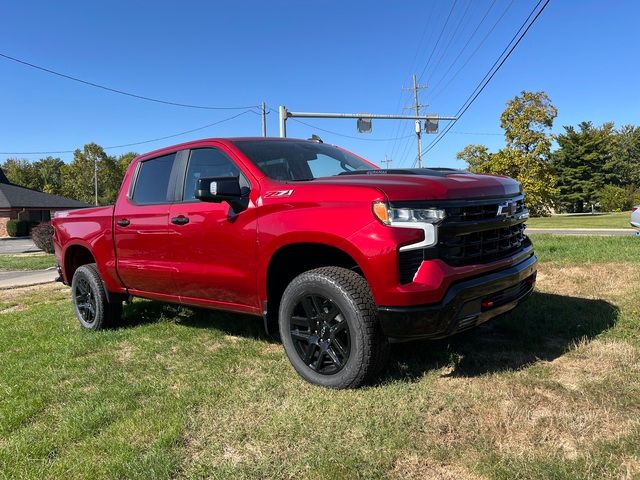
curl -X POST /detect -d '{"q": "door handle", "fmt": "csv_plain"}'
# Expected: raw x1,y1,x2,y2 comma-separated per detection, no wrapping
117,218,130,227
171,215,190,225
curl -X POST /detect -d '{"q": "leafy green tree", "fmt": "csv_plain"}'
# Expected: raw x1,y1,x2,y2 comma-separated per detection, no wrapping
598,184,632,212
34,156,64,194
61,143,116,205
457,91,558,215
2,158,40,189
116,152,137,179
609,124,640,188
552,122,614,212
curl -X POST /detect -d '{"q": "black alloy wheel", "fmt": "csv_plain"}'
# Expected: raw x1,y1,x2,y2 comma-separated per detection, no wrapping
279,266,389,389
74,277,97,325
289,294,351,374
71,263,122,330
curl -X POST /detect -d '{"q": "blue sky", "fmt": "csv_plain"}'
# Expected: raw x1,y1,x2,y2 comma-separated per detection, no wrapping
1,0,638,169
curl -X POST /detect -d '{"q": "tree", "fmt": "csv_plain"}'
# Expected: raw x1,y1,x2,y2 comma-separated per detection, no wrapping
61,143,115,205
609,124,640,188
2,158,40,189
457,91,558,215
456,145,491,172
116,152,137,179
34,157,64,194
551,122,615,212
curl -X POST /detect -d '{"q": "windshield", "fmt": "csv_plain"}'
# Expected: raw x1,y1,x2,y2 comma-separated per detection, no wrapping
233,140,374,181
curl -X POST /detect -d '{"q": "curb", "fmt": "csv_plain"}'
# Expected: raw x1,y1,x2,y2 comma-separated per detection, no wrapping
0,279,56,290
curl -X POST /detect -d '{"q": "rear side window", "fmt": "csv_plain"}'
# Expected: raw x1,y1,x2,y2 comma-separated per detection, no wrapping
183,148,241,201
132,153,176,204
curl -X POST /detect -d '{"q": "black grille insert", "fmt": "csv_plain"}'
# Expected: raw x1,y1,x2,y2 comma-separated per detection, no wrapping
399,249,423,284
395,196,530,279
439,223,529,267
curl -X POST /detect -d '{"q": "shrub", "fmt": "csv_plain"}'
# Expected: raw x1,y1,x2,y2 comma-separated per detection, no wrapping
6,219,29,237
598,185,631,212
31,222,55,253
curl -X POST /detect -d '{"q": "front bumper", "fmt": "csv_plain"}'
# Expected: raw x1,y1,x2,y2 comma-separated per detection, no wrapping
378,254,537,340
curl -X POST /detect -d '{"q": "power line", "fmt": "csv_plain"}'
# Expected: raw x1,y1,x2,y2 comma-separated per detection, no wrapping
422,0,550,156
430,0,516,101
422,0,475,84
0,110,253,155
451,131,503,136
427,0,500,96
387,1,440,159
289,118,414,142
0,52,258,110
417,0,459,82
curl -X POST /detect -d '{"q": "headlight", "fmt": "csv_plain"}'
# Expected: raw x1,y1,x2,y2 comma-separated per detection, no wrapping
372,202,445,226
372,201,445,251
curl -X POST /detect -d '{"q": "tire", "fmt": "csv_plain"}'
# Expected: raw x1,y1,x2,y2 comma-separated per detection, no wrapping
71,263,122,330
279,266,388,389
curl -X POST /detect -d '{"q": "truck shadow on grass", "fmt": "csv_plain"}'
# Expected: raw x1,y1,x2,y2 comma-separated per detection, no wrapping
119,299,275,342
382,291,620,382
118,291,619,382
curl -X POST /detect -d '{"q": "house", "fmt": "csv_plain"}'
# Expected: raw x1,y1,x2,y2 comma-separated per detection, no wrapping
0,168,90,236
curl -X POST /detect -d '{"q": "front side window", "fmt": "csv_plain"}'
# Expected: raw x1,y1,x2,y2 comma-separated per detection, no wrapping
233,140,372,181
132,153,176,204
183,148,241,201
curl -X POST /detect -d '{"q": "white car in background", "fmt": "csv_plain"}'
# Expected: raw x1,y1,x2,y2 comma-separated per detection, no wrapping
631,206,640,232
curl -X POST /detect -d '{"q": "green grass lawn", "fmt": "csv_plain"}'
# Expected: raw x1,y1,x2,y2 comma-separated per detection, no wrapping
529,234,639,264
0,253,55,271
0,237,638,479
527,211,633,229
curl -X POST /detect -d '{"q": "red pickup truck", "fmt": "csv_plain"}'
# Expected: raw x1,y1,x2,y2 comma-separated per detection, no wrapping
52,137,536,388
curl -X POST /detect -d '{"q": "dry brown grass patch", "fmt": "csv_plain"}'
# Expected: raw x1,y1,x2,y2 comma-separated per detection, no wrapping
549,338,639,390
423,356,639,460
389,455,486,480
536,262,639,301
0,283,68,304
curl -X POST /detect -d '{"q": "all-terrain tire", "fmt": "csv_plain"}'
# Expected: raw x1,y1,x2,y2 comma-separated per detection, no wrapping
279,266,388,389
71,263,122,330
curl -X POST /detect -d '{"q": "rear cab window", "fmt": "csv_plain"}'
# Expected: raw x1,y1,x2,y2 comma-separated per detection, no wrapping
131,153,176,204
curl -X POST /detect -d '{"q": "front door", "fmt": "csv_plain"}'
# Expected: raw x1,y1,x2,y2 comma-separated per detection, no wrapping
167,146,259,311
114,152,179,295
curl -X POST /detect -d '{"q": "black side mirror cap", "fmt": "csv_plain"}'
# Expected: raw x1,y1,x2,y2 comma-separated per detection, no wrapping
195,176,249,212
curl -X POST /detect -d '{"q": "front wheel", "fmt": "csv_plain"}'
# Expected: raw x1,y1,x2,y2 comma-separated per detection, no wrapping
279,267,388,389
71,263,122,330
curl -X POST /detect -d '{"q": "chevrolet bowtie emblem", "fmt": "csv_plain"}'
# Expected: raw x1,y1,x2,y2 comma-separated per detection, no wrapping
497,201,517,217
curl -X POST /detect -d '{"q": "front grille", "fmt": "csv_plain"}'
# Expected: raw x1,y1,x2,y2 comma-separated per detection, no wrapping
395,196,530,282
439,223,529,267
445,197,526,222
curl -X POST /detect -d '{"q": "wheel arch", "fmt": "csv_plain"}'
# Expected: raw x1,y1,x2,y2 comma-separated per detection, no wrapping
262,240,370,331
63,242,96,284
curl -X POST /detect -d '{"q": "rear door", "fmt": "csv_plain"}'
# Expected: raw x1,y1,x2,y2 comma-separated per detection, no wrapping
114,151,183,295
167,146,259,310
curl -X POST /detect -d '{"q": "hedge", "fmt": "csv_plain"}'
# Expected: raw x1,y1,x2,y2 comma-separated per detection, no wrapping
6,220,29,237
31,222,55,253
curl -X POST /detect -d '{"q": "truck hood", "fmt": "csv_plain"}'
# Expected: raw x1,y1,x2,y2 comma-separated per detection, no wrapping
308,168,521,201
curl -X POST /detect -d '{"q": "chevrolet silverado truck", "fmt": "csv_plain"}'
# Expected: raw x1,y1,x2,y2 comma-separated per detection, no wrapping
52,137,536,388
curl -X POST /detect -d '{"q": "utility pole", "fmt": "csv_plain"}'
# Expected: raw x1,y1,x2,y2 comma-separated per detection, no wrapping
261,101,267,137
382,155,392,168
403,74,428,168
94,155,98,206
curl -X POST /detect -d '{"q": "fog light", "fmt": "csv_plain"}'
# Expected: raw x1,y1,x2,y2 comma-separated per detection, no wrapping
481,299,494,309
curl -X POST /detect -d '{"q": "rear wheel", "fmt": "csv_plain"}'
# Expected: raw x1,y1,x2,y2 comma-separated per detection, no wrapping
279,267,388,389
71,264,122,330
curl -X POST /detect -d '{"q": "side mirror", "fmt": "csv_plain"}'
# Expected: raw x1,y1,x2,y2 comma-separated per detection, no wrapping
195,176,249,212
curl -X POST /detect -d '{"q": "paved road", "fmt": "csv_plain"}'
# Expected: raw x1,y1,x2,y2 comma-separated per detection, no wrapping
526,228,638,236
0,238,40,254
0,269,58,289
